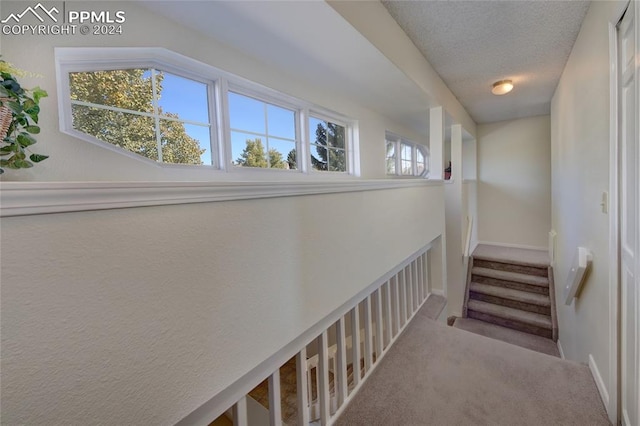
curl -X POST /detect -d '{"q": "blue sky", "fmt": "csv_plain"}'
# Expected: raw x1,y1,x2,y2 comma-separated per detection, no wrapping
158,73,298,166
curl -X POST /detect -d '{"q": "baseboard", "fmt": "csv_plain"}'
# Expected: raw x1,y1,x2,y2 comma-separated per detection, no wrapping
477,240,547,252
430,289,445,297
588,354,610,409
556,339,565,360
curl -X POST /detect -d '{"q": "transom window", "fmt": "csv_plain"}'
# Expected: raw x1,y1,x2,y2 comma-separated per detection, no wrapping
229,92,298,170
57,48,357,176
69,68,212,166
309,116,347,173
385,132,429,177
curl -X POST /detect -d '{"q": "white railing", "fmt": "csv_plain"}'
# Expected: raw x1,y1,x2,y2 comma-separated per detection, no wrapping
462,216,474,316
178,244,433,426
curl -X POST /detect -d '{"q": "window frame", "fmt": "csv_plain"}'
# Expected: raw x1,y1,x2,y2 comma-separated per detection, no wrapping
56,47,359,176
307,111,352,174
385,131,429,178
66,66,217,167
225,85,302,172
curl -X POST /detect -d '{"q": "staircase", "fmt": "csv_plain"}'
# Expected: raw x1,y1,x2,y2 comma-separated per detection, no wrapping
456,244,558,352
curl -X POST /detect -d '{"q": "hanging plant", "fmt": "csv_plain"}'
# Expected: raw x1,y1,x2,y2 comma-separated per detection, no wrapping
0,59,48,174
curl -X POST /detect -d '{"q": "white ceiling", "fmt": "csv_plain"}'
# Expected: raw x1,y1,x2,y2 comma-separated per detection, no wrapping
142,1,434,135
382,0,591,124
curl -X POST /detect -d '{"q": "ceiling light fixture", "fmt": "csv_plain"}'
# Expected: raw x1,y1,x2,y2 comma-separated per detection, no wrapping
491,80,514,95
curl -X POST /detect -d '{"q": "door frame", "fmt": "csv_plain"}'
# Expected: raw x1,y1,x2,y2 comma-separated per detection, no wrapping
609,0,640,424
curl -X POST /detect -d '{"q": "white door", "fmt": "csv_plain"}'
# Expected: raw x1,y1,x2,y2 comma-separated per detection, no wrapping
618,2,639,425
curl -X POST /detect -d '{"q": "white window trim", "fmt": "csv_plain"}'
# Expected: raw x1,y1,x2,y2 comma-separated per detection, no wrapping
55,47,359,177
385,131,429,178
226,88,300,171
308,111,355,175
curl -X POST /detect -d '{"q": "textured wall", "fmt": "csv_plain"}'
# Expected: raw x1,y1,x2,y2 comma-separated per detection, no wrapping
1,186,445,425
477,115,551,248
550,1,624,420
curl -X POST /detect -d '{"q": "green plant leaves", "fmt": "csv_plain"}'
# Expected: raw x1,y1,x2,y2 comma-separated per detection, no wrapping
32,87,47,103
29,153,48,162
0,65,48,174
6,100,22,115
17,133,36,147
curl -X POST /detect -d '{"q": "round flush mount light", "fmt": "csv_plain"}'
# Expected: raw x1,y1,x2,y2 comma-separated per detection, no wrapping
491,79,514,95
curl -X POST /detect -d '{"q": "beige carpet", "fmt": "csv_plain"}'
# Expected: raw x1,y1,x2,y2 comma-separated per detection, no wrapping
336,308,609,425
453,317,560,357
473,244,549,267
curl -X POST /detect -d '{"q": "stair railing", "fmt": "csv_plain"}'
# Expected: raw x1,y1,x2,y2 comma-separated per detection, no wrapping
462,215,474,317
177,243,434,426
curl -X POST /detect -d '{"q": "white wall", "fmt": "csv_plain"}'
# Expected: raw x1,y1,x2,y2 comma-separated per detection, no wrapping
550,1,625,421
477,115,551,249
0,1,448,424
1,185,445,425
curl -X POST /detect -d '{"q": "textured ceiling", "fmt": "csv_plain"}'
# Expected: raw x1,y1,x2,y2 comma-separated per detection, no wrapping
382,1,591,124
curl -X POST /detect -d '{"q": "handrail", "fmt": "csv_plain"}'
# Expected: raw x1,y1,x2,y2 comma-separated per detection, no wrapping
462,215,474,317
464,215,473,258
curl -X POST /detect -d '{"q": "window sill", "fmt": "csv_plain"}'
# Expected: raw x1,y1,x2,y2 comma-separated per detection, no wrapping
0,179,440,217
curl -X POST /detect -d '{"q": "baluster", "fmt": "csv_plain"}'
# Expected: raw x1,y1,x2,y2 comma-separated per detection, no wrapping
363,297,373,372
268,370,282,426
318,331,330,425
335,317,348,408
385,280,393,347
232,396,248,426
406,264,414,315
413,259,419,309
351,304,361,388
296,348,310,426
417,255,424,302
375,288,384,357
394,274,401,334
401,269,407,325
424,252,430,295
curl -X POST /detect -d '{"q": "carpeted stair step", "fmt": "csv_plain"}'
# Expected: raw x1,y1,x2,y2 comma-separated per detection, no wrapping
473,258,548,277
469,282,551,315
471,267,549,295
467,300,553,339
452,317,560,357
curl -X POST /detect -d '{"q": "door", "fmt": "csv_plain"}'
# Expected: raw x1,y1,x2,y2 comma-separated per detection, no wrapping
618,2,639,425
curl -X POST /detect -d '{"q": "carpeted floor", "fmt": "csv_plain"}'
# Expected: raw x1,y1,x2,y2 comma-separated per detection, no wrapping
335,306,609,426
453,317,560,357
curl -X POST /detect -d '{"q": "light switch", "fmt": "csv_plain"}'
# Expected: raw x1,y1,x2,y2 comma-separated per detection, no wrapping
601,191,608,214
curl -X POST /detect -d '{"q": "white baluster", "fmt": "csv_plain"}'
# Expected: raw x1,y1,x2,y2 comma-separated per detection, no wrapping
363,297,373,372
385,280,393,347
268,370,282,426
318,331,331,425
407,265,414,315
351,304,361,388
413,259,419,309
232,396,248,426
424,252,430,295
296,348,310,426
375,288,384,357
394,274,401,335
417,255,424,302
336,317,348,407
401,269,407,325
